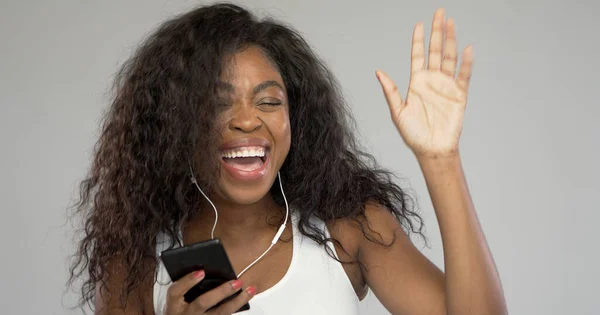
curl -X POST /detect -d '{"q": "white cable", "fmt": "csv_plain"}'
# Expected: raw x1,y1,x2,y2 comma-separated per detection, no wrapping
278,171,290,230
237,243,275,278
189,164,218,239
189,164,290,278
238,172,289,278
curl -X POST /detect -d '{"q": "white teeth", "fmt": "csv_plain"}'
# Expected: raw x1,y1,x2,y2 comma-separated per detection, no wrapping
221,146,266,158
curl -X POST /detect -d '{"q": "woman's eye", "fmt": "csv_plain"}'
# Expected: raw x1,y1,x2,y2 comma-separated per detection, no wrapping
261,102,282,106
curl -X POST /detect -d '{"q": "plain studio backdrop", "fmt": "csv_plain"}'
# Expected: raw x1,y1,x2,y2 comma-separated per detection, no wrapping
1,0,598,314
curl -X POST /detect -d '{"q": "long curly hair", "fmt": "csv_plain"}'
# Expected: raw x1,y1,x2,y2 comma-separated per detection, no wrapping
68,2,424,311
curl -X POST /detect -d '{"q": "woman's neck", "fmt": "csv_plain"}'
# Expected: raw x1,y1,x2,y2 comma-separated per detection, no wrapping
183,193,285,246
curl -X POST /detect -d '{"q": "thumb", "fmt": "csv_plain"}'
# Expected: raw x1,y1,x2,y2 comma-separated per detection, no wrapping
375,69,405,117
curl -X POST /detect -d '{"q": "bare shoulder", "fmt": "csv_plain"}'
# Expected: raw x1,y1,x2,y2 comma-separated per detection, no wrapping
327,202,410,254
324,202,409,300
332,203,446,314
328,202,445,313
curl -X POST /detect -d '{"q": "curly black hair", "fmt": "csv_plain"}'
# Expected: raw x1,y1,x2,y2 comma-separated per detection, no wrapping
68,2,424,312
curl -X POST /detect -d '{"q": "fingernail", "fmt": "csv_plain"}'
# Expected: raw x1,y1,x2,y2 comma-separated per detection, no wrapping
193,270,205,279
246,285,257,296
231,279,243,290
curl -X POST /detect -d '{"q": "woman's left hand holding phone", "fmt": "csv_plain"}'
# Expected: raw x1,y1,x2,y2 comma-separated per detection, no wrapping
164,270,256,315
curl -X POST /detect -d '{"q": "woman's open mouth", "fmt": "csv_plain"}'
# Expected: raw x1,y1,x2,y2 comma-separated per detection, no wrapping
220,145,270,181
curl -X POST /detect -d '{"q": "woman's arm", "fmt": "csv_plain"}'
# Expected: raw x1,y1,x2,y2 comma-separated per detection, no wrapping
357,156,506,315
417,154,506,315
359,8,507,315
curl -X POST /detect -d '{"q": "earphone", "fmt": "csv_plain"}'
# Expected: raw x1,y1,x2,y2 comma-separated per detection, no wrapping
188,163,289,278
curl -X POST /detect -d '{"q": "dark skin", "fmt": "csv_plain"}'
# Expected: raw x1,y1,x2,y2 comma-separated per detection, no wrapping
98,9,507,315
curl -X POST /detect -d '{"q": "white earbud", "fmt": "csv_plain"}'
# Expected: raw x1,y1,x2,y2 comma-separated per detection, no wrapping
188,163,290,278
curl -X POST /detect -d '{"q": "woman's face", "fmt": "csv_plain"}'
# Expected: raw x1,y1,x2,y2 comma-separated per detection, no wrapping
211,46,291,205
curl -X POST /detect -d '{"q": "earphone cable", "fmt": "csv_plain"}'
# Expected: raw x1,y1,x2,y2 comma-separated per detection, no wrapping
189,163,289,278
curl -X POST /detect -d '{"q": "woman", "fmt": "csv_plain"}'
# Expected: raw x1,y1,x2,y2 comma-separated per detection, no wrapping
69,3,507,315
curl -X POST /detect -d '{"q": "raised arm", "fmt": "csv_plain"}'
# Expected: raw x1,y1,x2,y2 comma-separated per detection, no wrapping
361,8,507,315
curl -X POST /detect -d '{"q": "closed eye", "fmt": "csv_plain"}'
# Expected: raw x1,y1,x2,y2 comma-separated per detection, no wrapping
261,102,282,106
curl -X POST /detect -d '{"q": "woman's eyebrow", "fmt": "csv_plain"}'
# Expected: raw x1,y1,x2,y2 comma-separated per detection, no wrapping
216,80,284,95
252,80,284,95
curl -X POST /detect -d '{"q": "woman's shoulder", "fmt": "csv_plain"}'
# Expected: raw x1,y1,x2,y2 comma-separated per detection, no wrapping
322,204,394,300
325,202,400,257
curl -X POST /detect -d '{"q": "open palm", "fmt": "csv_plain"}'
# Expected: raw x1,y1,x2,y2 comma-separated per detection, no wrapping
377,8,473,158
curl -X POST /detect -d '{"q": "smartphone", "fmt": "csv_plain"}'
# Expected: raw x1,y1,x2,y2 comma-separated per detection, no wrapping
159,238,250,312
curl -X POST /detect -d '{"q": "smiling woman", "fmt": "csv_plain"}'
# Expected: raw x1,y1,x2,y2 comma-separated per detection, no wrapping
210,47,292,204
68,3,507,315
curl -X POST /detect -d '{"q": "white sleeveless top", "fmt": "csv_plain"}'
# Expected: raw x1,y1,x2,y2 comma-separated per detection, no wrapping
153,212,360,314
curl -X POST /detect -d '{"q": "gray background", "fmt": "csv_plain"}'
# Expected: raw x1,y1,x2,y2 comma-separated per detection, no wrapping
1,0,598,314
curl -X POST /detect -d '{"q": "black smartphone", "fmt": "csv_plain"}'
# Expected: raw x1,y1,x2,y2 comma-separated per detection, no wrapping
159,238,250,312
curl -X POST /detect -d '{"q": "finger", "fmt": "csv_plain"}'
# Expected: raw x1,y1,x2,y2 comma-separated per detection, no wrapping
211,285,256,314
167,270,205,302
375,70,405,115
428,8,445,70
190,279,244,312
411,22,425,74
456,45,474,93
441,18,458,76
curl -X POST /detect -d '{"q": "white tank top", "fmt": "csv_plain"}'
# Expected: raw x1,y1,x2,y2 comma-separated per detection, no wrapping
153,211,360,314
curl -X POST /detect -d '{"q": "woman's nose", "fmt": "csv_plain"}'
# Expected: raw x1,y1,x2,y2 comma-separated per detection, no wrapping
228,104,262,133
